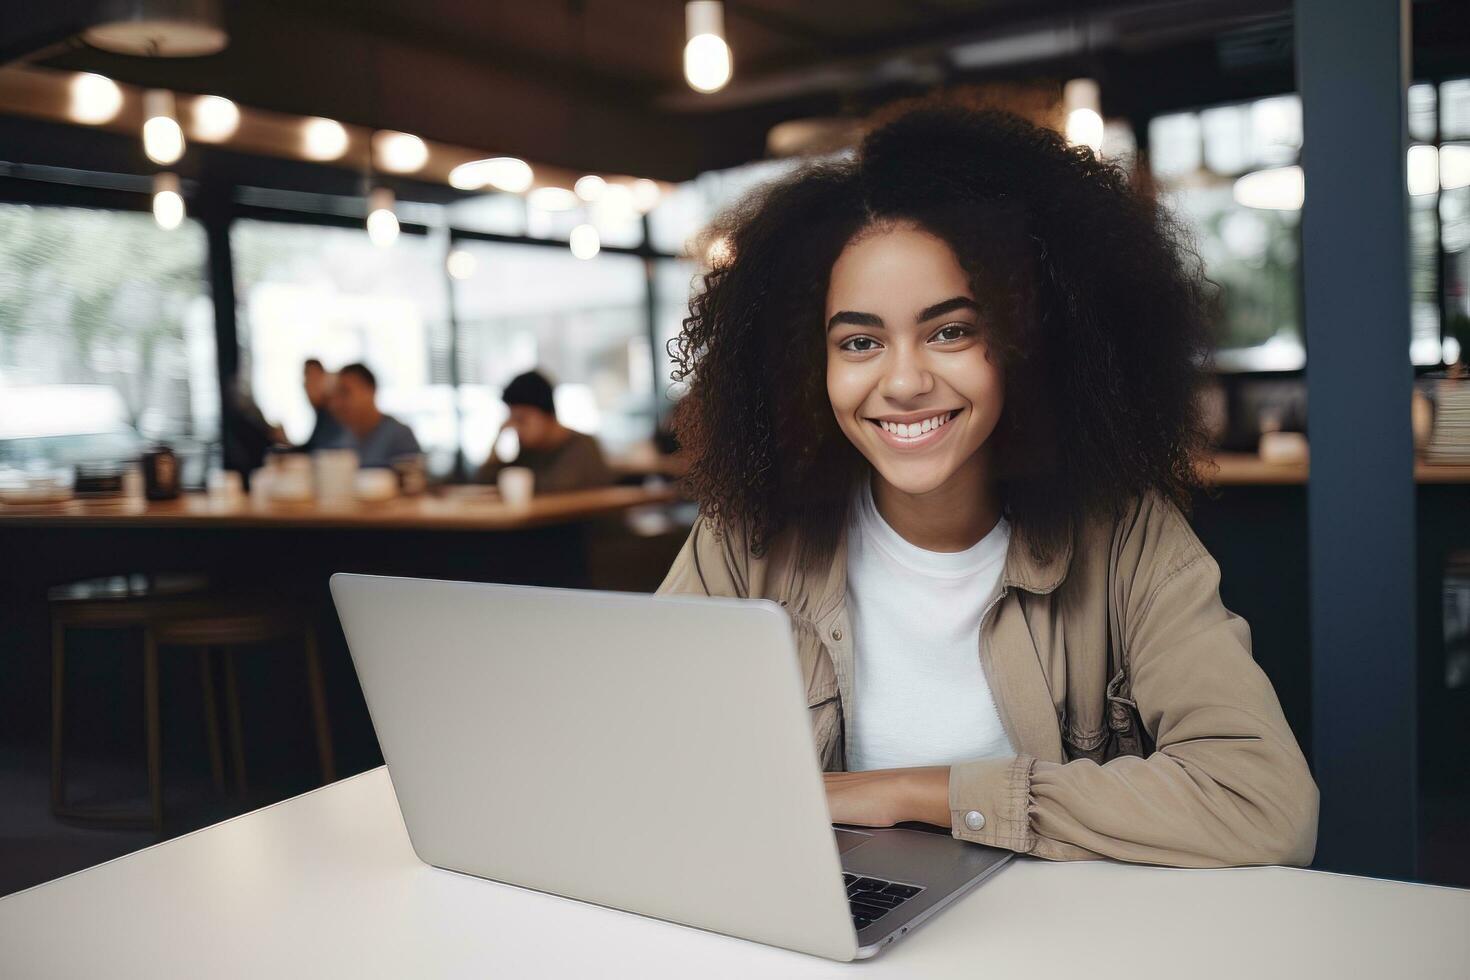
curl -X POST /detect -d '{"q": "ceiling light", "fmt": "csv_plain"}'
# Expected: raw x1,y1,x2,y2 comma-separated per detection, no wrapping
448,157,535,193
191,95,239,142
575,175,606,201
570,224,600,260
68,73,122,125
374,131,428,174
367,187,399,248
83,0,228,57
446,249,477,280
1233,165,1303,211
142,89,185,165
1063,78,1103,154
528,187,579,211
684,1,732,94
301,117,349,161
152,172,184,230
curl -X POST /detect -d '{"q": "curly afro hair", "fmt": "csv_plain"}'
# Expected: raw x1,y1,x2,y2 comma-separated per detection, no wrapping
669,99,1214,568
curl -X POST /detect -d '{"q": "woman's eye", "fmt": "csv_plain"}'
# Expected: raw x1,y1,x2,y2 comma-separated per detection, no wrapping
840,336,881,353
930,323,973,343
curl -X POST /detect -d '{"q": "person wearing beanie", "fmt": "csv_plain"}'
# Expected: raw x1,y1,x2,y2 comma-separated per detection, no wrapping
476,370,614,493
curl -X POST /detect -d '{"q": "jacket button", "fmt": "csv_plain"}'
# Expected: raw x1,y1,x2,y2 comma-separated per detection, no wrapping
831,627,843,641
964,810,985,831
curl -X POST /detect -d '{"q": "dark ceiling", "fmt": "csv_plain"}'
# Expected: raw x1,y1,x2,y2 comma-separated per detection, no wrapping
3,0,1469,181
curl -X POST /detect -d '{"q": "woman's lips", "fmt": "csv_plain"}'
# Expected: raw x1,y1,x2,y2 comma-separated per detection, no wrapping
866,409,961,451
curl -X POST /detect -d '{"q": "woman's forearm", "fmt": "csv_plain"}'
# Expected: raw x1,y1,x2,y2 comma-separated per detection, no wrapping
900,766,952,827
824,766,952,829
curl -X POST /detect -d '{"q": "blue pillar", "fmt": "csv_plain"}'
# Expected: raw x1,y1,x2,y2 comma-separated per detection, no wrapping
1295,0,1417,877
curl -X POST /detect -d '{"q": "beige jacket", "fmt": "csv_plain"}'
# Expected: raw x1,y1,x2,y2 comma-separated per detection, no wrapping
657,492,1318,868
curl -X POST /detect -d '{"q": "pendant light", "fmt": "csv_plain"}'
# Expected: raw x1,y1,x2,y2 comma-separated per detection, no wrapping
142,89,185,165
684,2,732,94
1063,78,1104,155
83,0,228,57
152,172,184,230
190,94,239,142
68,73,123,124
367,186,399,248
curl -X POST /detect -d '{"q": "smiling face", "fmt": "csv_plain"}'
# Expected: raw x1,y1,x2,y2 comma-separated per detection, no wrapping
825,222,1004,498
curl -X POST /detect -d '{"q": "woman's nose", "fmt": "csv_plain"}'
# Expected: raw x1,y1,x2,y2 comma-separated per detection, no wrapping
879,346,934,402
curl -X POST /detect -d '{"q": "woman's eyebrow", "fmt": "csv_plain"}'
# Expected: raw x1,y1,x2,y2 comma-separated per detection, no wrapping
916,296,979,322
826,310,884,331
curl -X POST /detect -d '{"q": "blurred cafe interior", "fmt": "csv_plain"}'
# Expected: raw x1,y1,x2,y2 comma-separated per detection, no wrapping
1,0,1469,901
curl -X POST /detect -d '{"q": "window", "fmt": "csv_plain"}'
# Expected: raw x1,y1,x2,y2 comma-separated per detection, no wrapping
451,241,653,465
1153,85,1470,372
1438,80,1470,364
1150,97,1305,371
0,203,216,471
231,219,457,476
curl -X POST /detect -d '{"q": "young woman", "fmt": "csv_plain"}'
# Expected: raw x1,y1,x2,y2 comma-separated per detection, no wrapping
657,102,1318,868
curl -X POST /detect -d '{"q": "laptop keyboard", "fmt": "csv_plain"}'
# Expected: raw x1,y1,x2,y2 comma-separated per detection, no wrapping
843,873,924,931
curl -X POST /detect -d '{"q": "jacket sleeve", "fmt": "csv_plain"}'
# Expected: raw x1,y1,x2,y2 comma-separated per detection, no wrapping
950,501,1319,868
656,514,750,599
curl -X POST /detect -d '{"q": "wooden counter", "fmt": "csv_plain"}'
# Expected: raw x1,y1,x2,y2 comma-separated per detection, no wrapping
1204,452,1470,486
0,484,679,532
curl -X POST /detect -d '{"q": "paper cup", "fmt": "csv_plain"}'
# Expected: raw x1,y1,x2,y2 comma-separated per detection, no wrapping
497,466,535,507
313,448,359,504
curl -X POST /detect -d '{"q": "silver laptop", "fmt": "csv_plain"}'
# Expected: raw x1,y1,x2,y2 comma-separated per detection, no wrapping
331,573,1012,961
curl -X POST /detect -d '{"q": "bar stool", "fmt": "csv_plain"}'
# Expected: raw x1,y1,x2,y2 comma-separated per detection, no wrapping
50,575,212,830
50,579,335,833
151,604,335,804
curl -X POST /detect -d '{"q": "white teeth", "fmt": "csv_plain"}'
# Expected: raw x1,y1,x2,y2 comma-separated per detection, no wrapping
878,412,954,439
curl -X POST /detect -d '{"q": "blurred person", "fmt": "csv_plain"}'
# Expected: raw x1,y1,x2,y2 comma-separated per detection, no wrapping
300,358,347,452
477,370,614,492
224,376,287,474
329,362,421,468
657,101,1317,868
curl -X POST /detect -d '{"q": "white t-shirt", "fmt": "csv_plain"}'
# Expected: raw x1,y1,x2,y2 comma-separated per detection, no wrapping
845,480,1015,771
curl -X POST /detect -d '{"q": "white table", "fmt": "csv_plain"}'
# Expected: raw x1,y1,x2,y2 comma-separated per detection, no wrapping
3,768,1466,979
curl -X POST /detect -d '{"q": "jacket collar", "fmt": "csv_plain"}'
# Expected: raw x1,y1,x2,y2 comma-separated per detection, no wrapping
1002,519,1074,595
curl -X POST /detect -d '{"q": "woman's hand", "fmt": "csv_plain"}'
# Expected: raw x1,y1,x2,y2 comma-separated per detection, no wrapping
823,767,952,829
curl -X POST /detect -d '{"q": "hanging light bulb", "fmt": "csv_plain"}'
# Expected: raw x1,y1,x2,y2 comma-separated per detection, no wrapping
373,131,428,174
446,249,477,280
191,95,239,142
152,172,184,230
301,117,350,161
366,187,399,247
574,174,606,202
1063,78,1104,155
448,156,534,193
142,90,185,165
569,223,600,260
684,1,732,94
69,73,123,124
